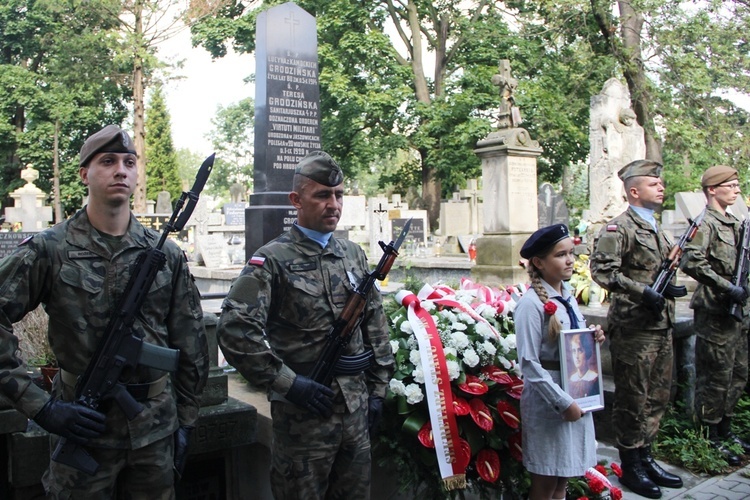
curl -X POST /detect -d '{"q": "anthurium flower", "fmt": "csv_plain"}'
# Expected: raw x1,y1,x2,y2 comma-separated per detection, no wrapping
476,448,501,483
508,432,523,462
456,438,472,471
482,365,513,385
418,421,434,449
458,375,488,395
469,398,494,431
496,400,521,429
505,375,524,399
452,394,470,416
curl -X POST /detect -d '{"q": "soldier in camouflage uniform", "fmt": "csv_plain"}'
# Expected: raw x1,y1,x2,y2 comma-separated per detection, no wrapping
0,125,209,499
591,160,683,499
217,151,394,500
681,165,750,466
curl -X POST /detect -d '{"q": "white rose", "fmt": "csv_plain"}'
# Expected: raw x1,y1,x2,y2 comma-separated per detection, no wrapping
463,348,480,367
497,355,512,369
482,340,497,356
505,334,517,350
400,320,414,334
450,331,470,349
405,383,424,404
413,366,425,384
455,290,475,303
496,335,510,353
390,340,400,354
409,349,422,367
452,321,468,332
439,309,457,323
446,359,461,380
422,300,435,312
389,379,406,396
443,347,458,358
475,322,493,339
475,303,495,319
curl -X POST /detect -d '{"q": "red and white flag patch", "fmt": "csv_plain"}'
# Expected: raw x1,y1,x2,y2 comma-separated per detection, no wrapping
606,224,618,232
248,256,266,266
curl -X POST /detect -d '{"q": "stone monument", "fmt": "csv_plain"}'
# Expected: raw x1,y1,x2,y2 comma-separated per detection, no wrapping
246,1,322,260
587,78,645,226
537,182,569,227
472,60,543,286
4,164,53,232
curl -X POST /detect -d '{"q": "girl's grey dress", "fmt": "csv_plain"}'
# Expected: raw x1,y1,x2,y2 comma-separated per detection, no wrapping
515,280,597,477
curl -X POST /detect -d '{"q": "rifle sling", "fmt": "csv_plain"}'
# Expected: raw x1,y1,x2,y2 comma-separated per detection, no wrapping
60,369,167,401
287,350,375,378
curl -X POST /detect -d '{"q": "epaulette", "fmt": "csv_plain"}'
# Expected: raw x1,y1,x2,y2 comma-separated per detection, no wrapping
606,224,618,232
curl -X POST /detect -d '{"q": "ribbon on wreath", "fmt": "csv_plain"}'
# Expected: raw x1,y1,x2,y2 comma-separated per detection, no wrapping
395,290,466,490
418,283,503,340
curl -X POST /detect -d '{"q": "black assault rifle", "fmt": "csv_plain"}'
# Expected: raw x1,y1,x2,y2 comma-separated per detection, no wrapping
729,218,750,322
309,219,412,387
651,206,707,297
51,153,215,475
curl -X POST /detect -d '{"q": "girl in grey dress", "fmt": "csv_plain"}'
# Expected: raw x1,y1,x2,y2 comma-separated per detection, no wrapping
515,225,605,500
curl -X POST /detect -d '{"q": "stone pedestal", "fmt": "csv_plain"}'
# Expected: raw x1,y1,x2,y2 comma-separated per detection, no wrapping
471,128,543,286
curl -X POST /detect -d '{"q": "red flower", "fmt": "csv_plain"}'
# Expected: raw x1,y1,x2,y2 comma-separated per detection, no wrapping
587,476,606,495
481,366,513,386
611,462,623,478
543,301,557,315
417,421,434,448
577,497,589,500
611,486,623,500
496,400,521,429
594,464,608,476
505,375,524,399
456,438,472,471
458,375,489,395
476,448,501,483
508,432,523,462
452,395,470,416
469,398,495,431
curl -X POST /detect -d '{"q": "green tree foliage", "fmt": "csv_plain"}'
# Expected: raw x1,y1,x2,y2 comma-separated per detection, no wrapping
145,85,182,208
206,97,254,200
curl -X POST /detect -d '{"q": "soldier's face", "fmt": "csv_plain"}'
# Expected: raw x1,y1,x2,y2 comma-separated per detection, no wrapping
710,180,740,208
533,237,575,285
630,176,664,210
290,180,344,233
79,152,137,206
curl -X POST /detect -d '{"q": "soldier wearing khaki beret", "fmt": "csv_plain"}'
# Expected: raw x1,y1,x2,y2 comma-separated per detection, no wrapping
590,159,683,498
681,165,750,465
0,125,209,497
218,151,394,499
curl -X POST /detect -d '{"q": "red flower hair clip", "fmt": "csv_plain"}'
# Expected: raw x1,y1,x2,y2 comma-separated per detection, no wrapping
543,301,557,316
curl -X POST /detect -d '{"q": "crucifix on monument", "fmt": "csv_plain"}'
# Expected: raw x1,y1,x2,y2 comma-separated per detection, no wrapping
491,59,523,129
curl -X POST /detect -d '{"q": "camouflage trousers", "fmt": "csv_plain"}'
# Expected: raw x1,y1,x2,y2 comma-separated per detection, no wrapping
270,400,371,500
43,433,175,500
694,309,749,424
609,327,673,449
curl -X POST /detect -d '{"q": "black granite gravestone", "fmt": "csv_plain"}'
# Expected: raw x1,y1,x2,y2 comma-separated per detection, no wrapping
247,2,322,260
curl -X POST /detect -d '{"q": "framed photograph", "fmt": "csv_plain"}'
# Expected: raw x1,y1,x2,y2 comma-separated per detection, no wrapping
559,328,604,412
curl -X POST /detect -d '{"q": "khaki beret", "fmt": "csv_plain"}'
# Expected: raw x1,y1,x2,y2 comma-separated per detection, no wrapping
294,151,343,187
520,224,570,259
701,165,738,187
617,160,663,181
79,125,136,168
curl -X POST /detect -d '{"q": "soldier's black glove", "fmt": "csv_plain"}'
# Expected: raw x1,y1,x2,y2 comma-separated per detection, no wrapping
285,375,334,418
33,398,106,445
663,283,688,299
727,284,749,303
173,425,194,483
641,286,665,315
367,395,385,439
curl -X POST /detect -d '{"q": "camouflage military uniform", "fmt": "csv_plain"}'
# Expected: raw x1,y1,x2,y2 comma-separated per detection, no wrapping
591,208,676,449
0,209,209,498
218,225,394,500
681,207,748,424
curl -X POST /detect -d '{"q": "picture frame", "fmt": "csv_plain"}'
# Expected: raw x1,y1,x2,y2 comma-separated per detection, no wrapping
559,328,604,412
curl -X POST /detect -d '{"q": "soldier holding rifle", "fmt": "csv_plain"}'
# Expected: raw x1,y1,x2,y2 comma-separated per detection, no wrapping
217,151,395,499
681,165,750,465
0,125,209,498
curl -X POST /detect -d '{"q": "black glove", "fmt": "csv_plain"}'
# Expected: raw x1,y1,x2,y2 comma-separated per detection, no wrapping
173,425,194,483
727,284,749,303
641,286,666,315
663,283,688,299
367,395,385,439
285,375,334,418
33,398,106,445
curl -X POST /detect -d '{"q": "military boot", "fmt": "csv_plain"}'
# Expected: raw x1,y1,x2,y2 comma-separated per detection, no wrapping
718,416,750,454
619,447,661,499
639,444,683,488
708,424,741,466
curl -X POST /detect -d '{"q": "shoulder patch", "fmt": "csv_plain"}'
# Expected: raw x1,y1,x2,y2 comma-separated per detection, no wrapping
248,256,266,266
606,224,618,232
19,235,34,246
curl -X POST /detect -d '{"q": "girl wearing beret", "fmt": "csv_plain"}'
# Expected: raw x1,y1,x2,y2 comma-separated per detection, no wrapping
514,225,605,499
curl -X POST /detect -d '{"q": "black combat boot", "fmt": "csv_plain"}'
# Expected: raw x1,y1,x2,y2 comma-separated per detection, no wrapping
708,424,741,466
639,444,683,488
718,416,750,454
619,447,662,499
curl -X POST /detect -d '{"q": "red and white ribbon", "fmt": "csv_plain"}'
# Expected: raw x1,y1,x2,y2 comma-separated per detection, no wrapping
396,290,466,489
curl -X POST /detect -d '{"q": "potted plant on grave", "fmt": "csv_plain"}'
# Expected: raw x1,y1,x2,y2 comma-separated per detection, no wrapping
15,306,57,392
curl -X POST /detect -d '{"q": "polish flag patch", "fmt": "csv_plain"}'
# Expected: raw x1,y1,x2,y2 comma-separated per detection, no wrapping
606,224,618,232
248,256,266,266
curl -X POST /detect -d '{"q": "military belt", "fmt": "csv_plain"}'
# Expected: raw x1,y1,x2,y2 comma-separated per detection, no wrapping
540,359,561,371
60,369,168,401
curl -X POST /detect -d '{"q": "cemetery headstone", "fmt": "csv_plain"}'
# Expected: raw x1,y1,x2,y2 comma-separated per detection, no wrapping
155,191,172,213
246,2,322,260
537,182,570,227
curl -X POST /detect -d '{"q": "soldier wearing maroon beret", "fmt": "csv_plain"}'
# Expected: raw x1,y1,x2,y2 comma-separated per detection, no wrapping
590,159,683,498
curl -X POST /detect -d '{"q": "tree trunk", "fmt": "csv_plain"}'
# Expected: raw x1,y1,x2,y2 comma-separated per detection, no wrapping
132,0,147,212
617,1,662,163
421,151,441,231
